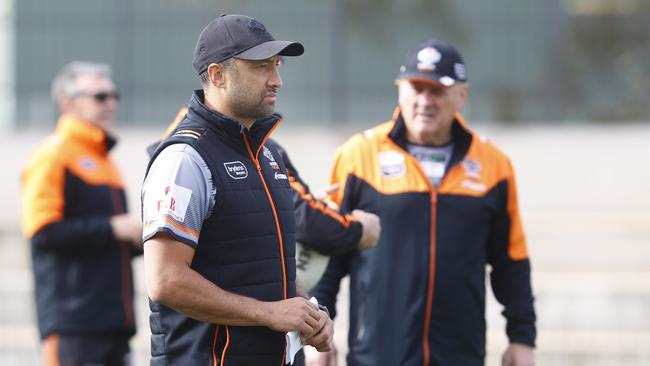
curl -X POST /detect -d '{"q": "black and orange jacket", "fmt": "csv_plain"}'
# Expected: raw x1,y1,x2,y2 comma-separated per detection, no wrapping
149,107,363,256
21,115,138,339
311,111,536,366
146,91,297,365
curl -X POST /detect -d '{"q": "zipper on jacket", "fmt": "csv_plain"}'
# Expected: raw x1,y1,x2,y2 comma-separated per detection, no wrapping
241,132,288,300
422,191,437,366
389,141,438,366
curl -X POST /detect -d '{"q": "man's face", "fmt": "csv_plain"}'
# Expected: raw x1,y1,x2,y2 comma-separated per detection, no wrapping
398,79,467,144
224,55,283,121
63,74,119,130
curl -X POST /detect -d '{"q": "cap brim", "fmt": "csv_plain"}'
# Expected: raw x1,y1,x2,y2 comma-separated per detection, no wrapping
397,72,456,87
235,40,304,60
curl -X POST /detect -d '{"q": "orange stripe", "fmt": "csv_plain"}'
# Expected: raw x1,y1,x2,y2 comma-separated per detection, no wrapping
212,325,220,366
42,333,60,366
288,176,353,228
145,216,200,240
243,131,288,300
422,192,437,366
220,326,230,366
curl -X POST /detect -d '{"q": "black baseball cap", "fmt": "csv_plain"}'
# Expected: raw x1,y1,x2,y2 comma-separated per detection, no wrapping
193,14,304,74
397,39,467,87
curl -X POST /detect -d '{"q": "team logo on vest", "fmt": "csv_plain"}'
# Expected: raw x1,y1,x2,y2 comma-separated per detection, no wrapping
263,146,280,170
274,172,288,180
223,161,248,179
462,157,482,179
379,150,406,178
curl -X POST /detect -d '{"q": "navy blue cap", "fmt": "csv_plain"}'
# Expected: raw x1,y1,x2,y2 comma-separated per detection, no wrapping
397,39,467,87
193,14,304,74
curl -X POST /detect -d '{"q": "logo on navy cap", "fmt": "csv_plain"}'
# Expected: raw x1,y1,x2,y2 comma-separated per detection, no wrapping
249,19,266,32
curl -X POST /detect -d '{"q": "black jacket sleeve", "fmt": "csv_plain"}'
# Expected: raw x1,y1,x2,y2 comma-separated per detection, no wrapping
487,180,536,347
309,253,351,319
269,139,363,256
31,217,116,254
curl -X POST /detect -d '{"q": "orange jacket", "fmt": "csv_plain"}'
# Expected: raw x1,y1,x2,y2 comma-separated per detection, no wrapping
312,110,535,365
21,115,137,338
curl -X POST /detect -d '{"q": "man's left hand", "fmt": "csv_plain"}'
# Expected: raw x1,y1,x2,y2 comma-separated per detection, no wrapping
301,310,334,352
502,343,534,366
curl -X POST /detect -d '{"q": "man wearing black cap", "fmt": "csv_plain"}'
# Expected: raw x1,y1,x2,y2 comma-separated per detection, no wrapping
309,39,536,366
141,14,333,365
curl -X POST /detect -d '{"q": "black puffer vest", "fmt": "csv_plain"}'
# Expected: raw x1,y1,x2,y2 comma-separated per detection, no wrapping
146,91,297,366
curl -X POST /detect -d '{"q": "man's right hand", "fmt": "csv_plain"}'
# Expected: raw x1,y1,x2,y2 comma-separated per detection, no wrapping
110,214,143,247
352,209,381,250
263,297,323,336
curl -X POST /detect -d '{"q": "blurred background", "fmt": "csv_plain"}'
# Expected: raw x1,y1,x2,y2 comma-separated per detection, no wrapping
1,0,649,365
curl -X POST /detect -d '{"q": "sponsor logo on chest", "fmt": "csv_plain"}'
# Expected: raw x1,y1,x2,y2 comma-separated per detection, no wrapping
378,150,406,178
460,157,486,192
223,161,249,179
263,145,280,170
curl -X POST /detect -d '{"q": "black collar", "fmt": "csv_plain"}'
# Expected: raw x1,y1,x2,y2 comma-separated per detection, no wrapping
186,90,281,154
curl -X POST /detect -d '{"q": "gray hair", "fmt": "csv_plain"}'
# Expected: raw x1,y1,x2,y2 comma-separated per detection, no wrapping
51,61,113,102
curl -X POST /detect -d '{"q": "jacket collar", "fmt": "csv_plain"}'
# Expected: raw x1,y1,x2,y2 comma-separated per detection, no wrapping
56,114,116,154
186,90,281,155
387,107,473,169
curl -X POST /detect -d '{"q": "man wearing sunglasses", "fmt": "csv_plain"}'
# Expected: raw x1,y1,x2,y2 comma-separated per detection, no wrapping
21,61,143,365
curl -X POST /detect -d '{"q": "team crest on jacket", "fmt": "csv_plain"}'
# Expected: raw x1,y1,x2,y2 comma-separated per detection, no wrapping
263,146,280,170
79,157,97,171
223,161,248,179
462,157,482,179
379,151,406,178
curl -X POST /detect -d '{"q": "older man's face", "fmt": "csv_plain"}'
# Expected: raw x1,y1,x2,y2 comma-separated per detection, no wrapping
65,74,119,130
398,79,467,145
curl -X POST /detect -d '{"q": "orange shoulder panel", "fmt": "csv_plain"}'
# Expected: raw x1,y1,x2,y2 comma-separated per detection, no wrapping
504,158,529,260
21,136,66,237
328,121,431,205
442,135,528,260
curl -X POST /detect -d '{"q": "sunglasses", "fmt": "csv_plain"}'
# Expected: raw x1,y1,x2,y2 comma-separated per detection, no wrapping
72,91,120,103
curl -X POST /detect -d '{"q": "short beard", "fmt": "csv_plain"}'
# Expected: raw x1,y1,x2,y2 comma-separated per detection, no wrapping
226,66,275,121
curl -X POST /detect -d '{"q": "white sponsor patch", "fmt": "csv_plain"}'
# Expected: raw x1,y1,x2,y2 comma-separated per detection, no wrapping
461,180,486,192
155,184,193,222
274,172,288,180
379,151,406,178
223,161,248,179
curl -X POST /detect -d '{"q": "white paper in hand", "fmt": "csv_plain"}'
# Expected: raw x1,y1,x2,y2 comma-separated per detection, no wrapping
285,297,320,365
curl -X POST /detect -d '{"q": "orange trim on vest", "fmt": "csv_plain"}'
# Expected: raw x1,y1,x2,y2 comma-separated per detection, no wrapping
212,325,221,366
243,129,288,300
220,326,230,366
